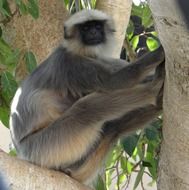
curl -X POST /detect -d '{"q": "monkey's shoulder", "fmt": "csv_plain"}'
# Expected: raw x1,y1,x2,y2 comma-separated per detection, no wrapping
21,47,69,89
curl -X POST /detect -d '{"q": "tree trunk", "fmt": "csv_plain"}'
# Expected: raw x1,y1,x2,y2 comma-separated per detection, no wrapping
3,0,67,79
149,0,189,189
96,0,132,58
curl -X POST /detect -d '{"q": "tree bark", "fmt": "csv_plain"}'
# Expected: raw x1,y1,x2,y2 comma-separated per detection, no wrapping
96,0,132,58
149,0,189,189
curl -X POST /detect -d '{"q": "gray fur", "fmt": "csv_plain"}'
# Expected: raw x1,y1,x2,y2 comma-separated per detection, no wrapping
10,10,165,184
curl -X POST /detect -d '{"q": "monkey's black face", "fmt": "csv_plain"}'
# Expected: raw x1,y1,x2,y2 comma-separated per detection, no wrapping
78,20,105,46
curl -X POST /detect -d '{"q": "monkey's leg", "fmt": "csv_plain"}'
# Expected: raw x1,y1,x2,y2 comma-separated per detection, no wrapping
63,77,164,182
69,105,161,183
103,105,161,138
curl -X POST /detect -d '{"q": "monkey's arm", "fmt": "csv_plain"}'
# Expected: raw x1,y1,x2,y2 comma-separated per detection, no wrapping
29,46,164,96
103,105,161,139
64,46,165,94
102,47,164,90
103,68,164,139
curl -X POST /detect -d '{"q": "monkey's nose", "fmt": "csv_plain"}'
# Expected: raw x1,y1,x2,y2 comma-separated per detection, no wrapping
90,29,97,35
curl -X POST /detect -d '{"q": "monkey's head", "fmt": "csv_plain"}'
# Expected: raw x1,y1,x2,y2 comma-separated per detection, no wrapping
63,9,116,58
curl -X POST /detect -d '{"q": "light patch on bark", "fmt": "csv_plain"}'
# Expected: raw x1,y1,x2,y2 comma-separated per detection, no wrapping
96,0,132,58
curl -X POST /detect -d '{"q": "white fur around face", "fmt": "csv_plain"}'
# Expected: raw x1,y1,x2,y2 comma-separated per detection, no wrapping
63,32,116,58
64,9,110,29
63,9,116,58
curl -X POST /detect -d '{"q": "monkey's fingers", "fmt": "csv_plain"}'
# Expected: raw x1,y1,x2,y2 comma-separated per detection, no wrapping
133,45,165,69
103,105,161,138
156,83,164,109
154,61,165,80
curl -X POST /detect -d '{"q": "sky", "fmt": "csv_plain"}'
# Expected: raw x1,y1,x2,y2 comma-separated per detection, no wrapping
133,0,146,6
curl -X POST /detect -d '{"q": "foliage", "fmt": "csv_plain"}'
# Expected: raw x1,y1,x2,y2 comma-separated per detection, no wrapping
0,0,38,126
105,119,162,190
0,0,162,189
0,0,39,20
64,0,96,13
0,38,18,127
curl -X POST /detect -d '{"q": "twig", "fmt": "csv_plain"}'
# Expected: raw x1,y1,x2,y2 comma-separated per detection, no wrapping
123,38,137,62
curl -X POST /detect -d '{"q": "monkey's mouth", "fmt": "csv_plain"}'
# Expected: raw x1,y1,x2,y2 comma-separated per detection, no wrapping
86,39,102,45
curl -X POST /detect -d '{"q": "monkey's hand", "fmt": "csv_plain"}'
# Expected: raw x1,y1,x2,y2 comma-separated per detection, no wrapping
153,61,165,109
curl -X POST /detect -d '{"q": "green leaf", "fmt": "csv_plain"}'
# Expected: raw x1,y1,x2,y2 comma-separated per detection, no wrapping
1,71,18,104
142,161,152,167
141,5,153,28
118,173,126,184
0,0,11,17
134,166,145,189
151,31,158,37
0,38,12,57
94,175,107,190
9,149,17,156
0,106,9,127
145,144,158,180
5,49,20,66
145,127,158,141
131,4,143,17
120,156,127,171
27,0,39,19
2,0,11,15
122,134,139,157
63,0,70,6
131,4,153,28
16,0,28,15
146,37,160,51
126,21,134,40
136,142,145,159
24,51,37,73
146,145,154,157
151,118,162,130
106,143,122,168
90,0,96,8
148,159,158,180
0,38,19,70
126,161,133,174
105,169,114,188
131,35,139,50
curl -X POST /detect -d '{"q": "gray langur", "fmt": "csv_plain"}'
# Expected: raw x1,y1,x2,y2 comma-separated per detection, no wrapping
10,9,165,184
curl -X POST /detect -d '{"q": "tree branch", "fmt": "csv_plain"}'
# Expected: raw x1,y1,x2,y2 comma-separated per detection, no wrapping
0,150,92,190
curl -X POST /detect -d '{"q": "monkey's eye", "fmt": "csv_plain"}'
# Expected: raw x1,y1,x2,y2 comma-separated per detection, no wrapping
82,25,89,31
95,24,102,29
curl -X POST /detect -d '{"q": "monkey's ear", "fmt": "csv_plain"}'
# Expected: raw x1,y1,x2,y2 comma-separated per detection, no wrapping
105,19,116,33
64,26,74,39
64,26,69,39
